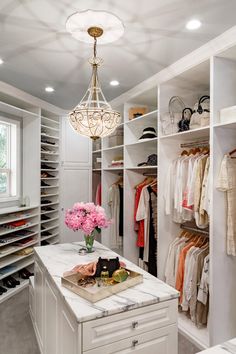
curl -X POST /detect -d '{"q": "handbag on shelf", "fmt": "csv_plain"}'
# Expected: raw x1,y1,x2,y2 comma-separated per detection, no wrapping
178,107,193,132
95,257,120,277
161,96,185,135
190,95,210,130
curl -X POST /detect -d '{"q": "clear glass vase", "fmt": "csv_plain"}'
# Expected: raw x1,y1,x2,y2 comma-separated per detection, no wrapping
84,232,95,253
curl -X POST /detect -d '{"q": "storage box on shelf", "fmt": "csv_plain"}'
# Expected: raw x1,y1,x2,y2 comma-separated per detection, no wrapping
40,112,60,246
0,206,39,303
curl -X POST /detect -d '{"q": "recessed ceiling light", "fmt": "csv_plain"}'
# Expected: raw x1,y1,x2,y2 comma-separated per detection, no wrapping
45,86,54,93
186,19,202,30
110,80,119,86
0,58,4,65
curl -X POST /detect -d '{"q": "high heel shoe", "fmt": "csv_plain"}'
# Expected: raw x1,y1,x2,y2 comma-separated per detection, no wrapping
3,277,16,288
0,286,7,293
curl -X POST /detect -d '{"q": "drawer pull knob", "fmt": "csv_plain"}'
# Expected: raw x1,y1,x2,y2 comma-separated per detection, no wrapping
132,321,138,328
132,340,139,347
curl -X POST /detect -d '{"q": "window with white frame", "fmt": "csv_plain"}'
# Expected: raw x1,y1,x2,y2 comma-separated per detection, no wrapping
0,117,20,201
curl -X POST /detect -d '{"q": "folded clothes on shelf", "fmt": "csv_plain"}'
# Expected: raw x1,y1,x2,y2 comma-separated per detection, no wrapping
15,247,34,256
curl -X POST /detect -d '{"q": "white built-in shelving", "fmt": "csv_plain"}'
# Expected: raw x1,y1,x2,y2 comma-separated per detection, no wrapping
91,36,236,350
0,206,39,301
0,84,62,304
40,111,60,246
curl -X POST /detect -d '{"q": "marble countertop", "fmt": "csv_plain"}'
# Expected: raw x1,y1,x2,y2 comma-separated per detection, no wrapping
34,241,179,323
198,339,236,353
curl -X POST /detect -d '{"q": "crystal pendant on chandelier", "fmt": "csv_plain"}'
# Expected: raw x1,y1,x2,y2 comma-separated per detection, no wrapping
69,25,121,140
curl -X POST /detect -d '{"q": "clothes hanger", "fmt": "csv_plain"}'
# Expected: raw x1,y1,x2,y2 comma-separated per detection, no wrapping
228,148,236,158
181,150,189,157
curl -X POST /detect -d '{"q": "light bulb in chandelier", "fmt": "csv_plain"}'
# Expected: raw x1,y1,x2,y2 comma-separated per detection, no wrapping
69,26,121,140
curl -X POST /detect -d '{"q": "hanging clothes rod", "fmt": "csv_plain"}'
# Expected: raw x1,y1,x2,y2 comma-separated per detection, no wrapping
143,172,157,176
180,224,209,236
180,139,209,148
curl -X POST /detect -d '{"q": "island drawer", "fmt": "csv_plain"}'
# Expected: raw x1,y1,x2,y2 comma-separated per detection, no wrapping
84,323,177,354
82,299,177,351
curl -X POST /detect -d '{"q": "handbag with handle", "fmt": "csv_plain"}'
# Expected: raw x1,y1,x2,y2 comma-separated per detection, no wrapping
178,107,193,132
161,96,185,135
190,95,210,130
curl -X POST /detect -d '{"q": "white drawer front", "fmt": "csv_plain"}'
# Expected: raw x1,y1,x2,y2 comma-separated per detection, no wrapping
83,299,177,351
84,324,177,354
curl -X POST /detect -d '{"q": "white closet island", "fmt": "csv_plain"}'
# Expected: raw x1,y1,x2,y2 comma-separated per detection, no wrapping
30,241,179,354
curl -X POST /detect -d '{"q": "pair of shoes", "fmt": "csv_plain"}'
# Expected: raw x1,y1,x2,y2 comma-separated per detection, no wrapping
41,180,50,187
41,172,54,178
41,140,55,145
41,164,56,170
0,286,7,295
41,199,52,205
19,268,33,280
41,206,55,211
41,240,50,246
3,276,20,288
41,231,52,237
41,215,50,221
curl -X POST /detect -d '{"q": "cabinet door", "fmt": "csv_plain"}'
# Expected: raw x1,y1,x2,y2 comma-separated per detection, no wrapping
45,279,58,354
60,307,80,354
34,261,44,351
61,116,92,167
60,167,91,242
85,324,177,354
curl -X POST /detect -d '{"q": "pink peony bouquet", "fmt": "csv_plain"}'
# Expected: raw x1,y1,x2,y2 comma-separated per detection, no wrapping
65,202,111,235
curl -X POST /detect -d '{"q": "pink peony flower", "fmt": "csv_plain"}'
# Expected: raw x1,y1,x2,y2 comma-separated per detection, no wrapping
65,202,111,235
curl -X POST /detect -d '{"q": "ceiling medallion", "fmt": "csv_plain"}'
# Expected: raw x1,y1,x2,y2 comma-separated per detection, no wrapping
67,10,124,140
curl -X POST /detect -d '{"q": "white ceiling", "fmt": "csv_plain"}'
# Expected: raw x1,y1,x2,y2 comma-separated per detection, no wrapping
0,0,236,110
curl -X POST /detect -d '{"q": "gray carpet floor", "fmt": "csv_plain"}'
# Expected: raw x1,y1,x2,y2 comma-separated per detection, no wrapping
0,288,199,354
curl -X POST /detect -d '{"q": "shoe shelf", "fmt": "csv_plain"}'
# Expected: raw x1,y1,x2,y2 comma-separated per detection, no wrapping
41,160,59,163
0,257,34,282
0,205,39,216
0,278,29,305
40,114,60,248
0,212,39,226
41,225,59,233
41,151,59,156
41,142,59,148
41,133,59,140
41,116,59,126
41,124,59,132
0,231,38,249
41,232,59,242
0,252,34,275
41,168,59,171
40,217,59,225
40,209,59,216
0,222,39,237
0,240,38,259
41,193,59,198
41,185,59,189
41,201,59,208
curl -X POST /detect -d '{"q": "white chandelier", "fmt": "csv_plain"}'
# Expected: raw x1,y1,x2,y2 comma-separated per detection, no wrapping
67,11,123,140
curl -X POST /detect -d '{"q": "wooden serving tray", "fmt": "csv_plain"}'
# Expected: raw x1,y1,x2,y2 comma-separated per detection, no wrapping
61,269,143,303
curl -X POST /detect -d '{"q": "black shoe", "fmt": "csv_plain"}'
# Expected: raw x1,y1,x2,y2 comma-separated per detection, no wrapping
41,240,50,246
0,286,7,293
41,181,50,187
41,215,50,221
3,277,16,288
41,206,54,211
41,199,52,204
19,268,33,280
41,231,52,237
41,164,56,170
